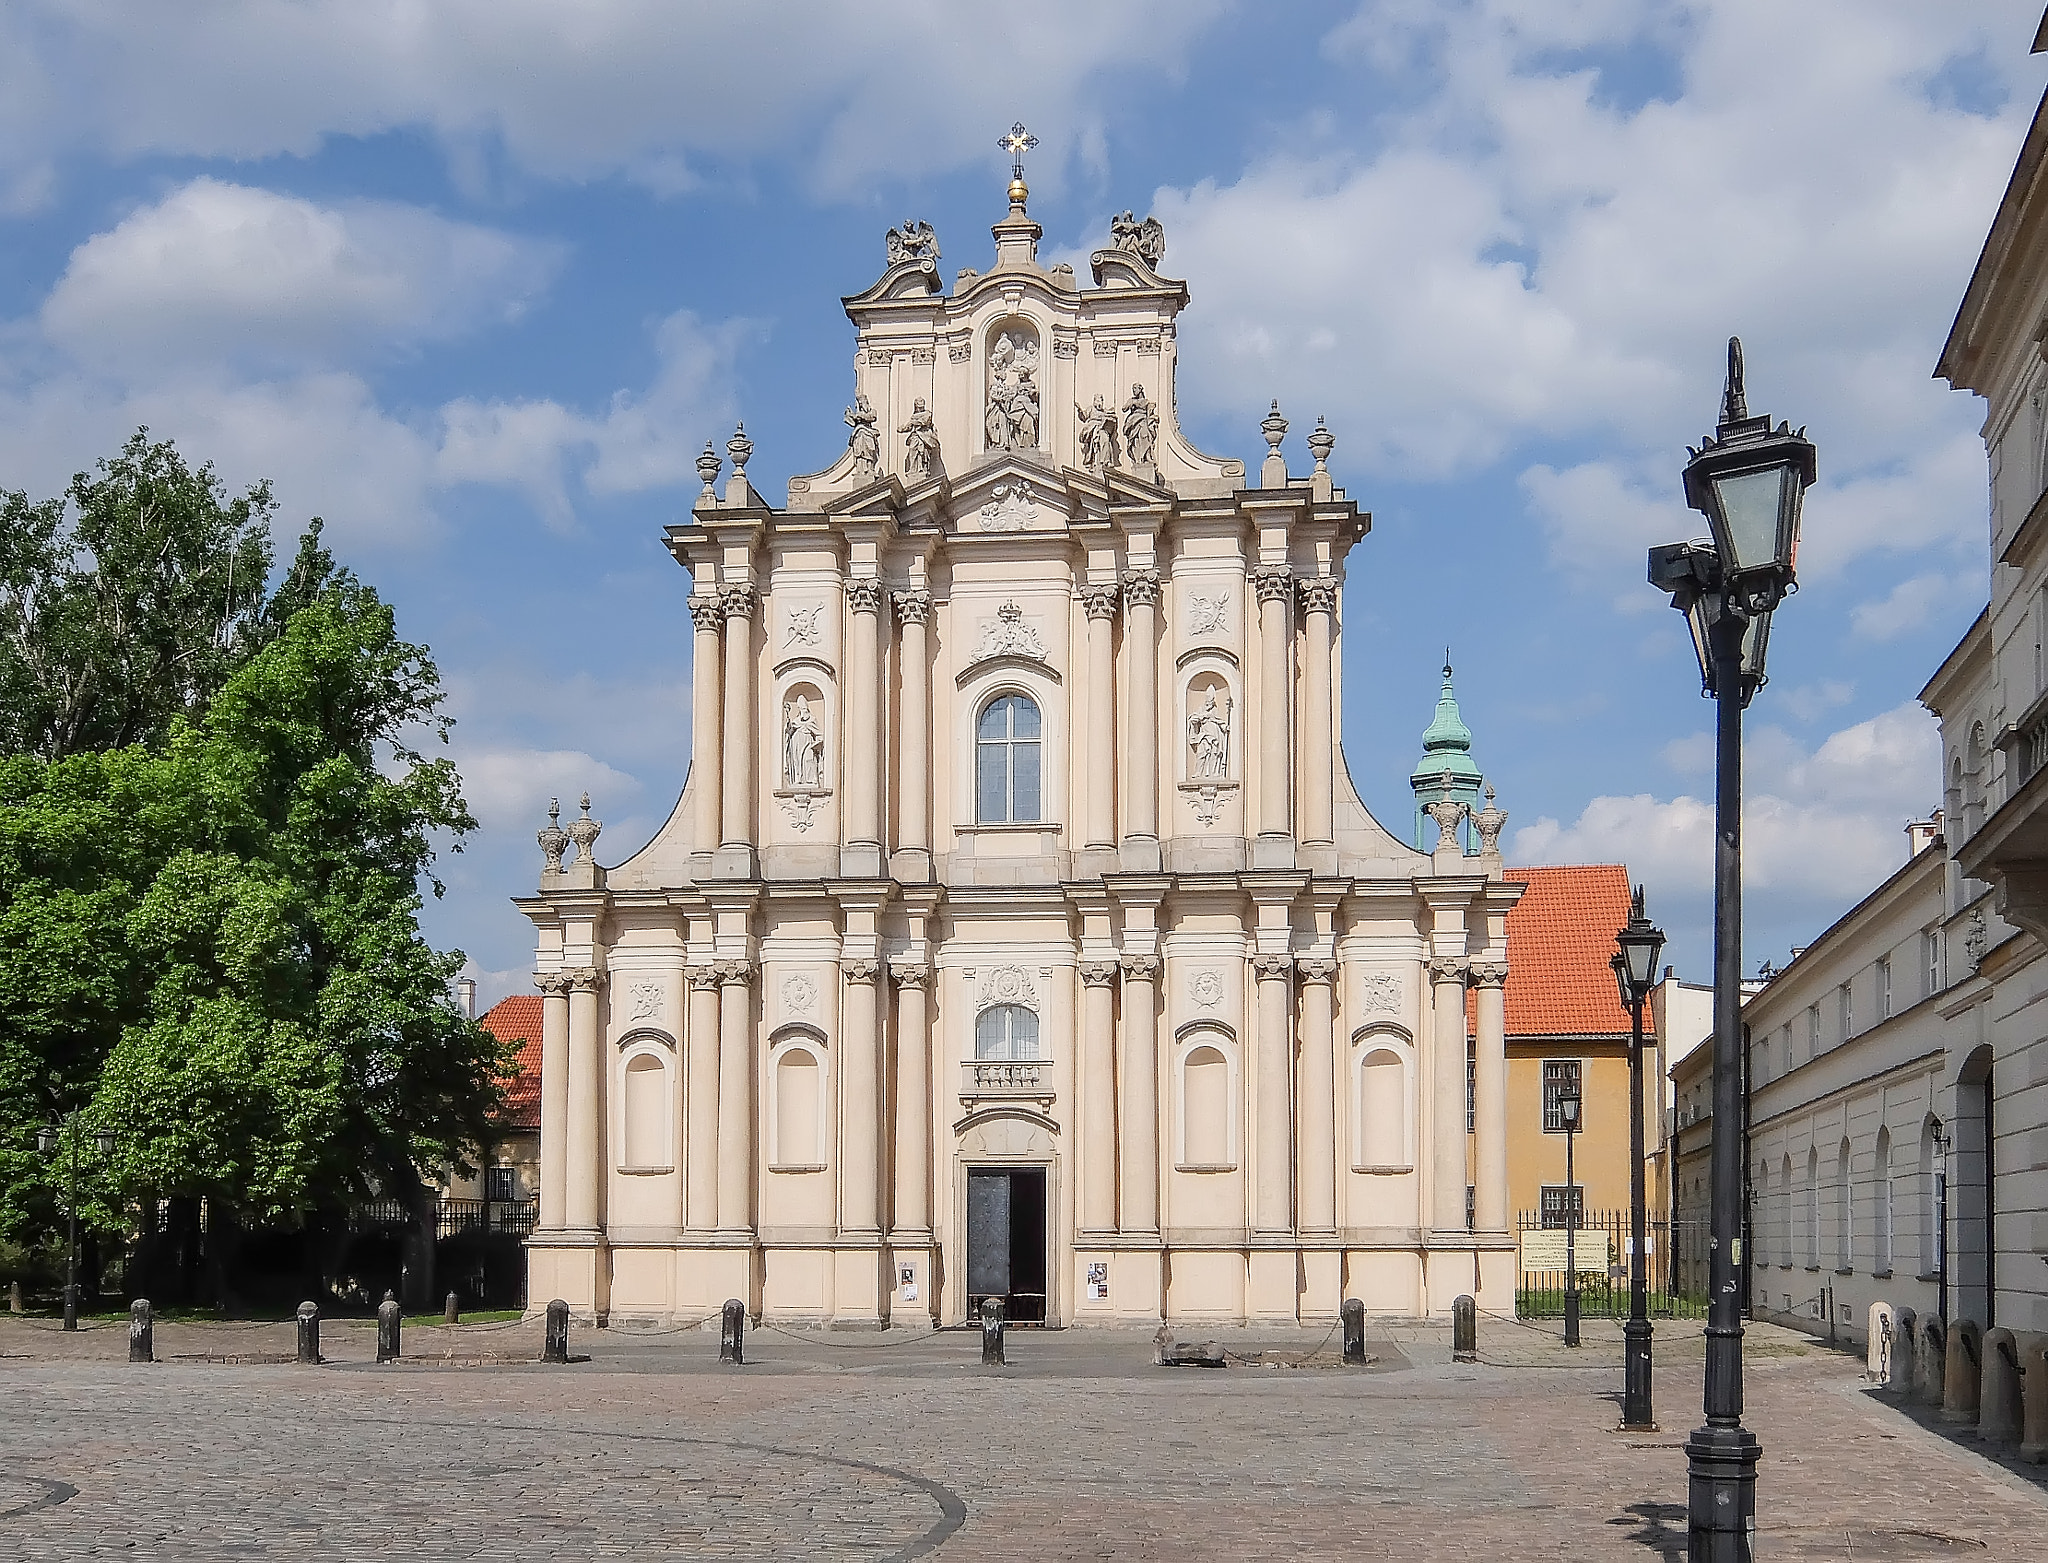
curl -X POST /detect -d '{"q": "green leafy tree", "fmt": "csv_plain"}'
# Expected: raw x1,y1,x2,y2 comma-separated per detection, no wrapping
0,430,276,760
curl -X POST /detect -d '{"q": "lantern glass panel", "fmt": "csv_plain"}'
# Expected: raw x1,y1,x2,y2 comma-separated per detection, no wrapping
1611,953,1632,1012
1620,927,1663,993
1709,466,1790,575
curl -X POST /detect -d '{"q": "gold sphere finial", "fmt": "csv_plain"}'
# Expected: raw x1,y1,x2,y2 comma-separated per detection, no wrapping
1008,174,1029,207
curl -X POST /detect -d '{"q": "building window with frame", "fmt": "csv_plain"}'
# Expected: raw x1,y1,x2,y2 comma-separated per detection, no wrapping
1876,957,1891,1021
975,692,1042,823
975,1003,1040,1060
1541,1059,1582,1133
1466,1047,1475,1133
1923,929,1941,1000
1540,1184,1584,1230
1837,982,1852,1042
485,1166,518,1202
1805,1004,1820,1062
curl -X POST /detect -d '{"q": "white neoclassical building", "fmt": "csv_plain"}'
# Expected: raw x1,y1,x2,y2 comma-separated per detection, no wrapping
519,148,1524,1328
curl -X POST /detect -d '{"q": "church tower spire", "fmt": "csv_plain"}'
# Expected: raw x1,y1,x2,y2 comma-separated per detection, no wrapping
1410,654,1484,852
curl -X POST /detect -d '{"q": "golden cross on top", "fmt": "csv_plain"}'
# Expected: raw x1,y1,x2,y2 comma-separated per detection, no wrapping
999,121,1038,175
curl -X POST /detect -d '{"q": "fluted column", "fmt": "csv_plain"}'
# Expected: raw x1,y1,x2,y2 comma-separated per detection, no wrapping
1296,960,1338,1234
1253,954,1296,1232
1298,579,1337,847
1471,962,1510,1233
1122,572,1161,846
1253,566,1294,839
688,592,724,853
890,964,933,1238
840,959,882,1236
846,579,884,854
1083,585,1120,849
1118,955,1160,1234
892,590,932,858
684,965,721,1233
1429,957,1470,1233
536,972,572,1230
1080,961,1120,1232
564,967,605,1231
719,584,757,848
715,960,756,1234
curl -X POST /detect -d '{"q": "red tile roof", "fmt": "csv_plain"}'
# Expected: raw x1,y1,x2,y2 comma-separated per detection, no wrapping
1477,864,1635,1038
482,993,543,1131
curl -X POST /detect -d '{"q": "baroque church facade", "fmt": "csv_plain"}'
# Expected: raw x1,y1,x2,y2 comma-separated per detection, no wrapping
521,145,1525,1327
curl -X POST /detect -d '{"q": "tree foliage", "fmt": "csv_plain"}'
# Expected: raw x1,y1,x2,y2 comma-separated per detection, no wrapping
0,435,507,1241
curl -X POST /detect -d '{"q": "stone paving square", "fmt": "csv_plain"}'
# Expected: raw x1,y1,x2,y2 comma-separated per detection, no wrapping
1,1315,2042,1559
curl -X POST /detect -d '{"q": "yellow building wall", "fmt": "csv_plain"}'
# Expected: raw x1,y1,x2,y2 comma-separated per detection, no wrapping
1503,1042,1652,1225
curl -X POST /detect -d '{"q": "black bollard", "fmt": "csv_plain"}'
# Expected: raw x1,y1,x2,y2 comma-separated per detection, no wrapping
1341,1298,1367,1365
296,1300,321,1364
544,1299,570,1364
129,1298,153,1364
1453,1294,1477,1363
719,1298,746,1364
980,1296,1006,1365
444,1290,460,1326
377,1290,402,1363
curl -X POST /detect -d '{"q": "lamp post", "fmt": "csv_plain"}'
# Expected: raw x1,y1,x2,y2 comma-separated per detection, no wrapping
37,1113,115,1331
1649,338,1816,1562
1929,1117,1950,1330
1612,887,1668,1432
1559,1081,1582,1347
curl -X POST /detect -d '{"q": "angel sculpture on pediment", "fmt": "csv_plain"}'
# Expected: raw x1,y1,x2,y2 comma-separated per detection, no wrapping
1109,210,1167,269
885,220,940,268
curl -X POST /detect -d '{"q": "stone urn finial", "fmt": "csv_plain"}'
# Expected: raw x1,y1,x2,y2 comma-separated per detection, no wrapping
567,792,602,865
696,440,722,494
537,797,568,875
1307,416,1334,473
1473,783,1508,858
1261,399,1288,453
726,421,752,479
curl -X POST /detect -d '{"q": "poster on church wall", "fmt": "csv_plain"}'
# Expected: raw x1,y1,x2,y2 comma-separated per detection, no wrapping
1085,1262,1109,1301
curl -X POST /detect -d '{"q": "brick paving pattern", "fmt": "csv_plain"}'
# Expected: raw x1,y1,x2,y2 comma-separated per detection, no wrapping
1,1313,2040,1559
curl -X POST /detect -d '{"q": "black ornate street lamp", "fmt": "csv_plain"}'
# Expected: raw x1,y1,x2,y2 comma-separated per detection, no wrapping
1559,1081,1583,1348
38,1113,115,1331
1650,338,1816,1562
1611,887,1667,1432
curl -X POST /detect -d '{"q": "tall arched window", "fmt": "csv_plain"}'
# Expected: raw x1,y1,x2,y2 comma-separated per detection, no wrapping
1779,1154,1792,1265
1356,1046,1406,1168
1182,1046,1231,1168
1805,1146,1820,1267
774,1046,823,1168
975,1004,1040,1060
976,693,1041,823
1919,1116,1941,1275
1875,1127,1894,1273
1835,1137,1852,1271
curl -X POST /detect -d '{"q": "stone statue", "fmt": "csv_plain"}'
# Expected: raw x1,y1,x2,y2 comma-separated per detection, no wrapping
783,695,824,789
1187,687,1231,780
1121,383,1159,467
885,219,940,268
1110,210,1167,268
1075,394,1118,470
985,331,1041,451
844,393,879,475
899,397,940,476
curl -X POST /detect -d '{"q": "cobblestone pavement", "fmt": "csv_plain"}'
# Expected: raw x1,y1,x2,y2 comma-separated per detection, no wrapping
1,1313,2042,1559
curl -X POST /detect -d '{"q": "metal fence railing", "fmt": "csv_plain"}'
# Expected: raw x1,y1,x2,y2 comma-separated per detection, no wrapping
1514,1206,1709,1320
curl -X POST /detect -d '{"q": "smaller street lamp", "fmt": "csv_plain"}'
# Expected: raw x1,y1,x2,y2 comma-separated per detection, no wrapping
1611,886,1668,1431
1929,1117,1951,1329
1559,1081,1583,1347
38,1113,114,1331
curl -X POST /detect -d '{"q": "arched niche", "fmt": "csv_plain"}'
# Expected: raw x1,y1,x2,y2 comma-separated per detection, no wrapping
1349,1025,1413,1172
983,319,1042,454
773,676,833,835
616,1034,675,1173
1173,1021,1239,1171
769,1027,829,1172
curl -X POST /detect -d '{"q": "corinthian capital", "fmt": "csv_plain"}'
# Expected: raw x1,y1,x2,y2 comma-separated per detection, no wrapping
687,592,726,633
1426,957,1468,985
1251,953,1295,982
1468,962,1509,989
889,961,932,990
1297,577,1339,617
1119,954,1160,982
684,964,719,988
845,577,885,614
892,588,932,627
1297,958,1338,986
720,582,758,620
714,959,756,988
842,958,884,985
534,971,573,997
1080,583,1121,622
1121,569,1161,610
564,966,606,993
1252,565,1294,605
1079,960,1121,988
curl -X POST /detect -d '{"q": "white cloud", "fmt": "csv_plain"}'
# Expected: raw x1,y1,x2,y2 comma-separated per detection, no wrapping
1512,700,1941,912
456,746,642,838
1849,570,1983,642
0,0,1229,207
42,178,561,371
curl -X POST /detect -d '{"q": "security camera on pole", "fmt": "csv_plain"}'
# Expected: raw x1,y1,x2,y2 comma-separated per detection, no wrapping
1649,338,1816,1562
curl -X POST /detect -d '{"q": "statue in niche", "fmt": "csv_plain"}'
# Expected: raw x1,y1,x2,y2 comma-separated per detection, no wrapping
985,331,1041,451
899,397,940,476
885,220,940,267
1121,383,1159,467
783,694,824,789
1110,210,1167,268
844,392,879,475
1187,686,1231,780
1075,393,1119,470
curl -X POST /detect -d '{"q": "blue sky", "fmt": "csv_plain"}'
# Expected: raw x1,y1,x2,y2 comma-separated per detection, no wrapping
2,1,2039,1003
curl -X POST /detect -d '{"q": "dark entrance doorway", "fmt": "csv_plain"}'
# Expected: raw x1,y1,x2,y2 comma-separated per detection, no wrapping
966,1166,1048,1324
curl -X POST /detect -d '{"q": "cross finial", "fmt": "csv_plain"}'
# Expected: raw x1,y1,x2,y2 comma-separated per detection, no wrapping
999,122,1038,173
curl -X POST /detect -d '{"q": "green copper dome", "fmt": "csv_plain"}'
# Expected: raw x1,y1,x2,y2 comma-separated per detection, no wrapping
1410,660,1480,784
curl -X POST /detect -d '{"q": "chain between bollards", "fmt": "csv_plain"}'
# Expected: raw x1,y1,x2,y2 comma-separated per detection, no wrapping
129,1298,153,1363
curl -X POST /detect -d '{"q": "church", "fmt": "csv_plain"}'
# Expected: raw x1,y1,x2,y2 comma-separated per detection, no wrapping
519,132,1524,1328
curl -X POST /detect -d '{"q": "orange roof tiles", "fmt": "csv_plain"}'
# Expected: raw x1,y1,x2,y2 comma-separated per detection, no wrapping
1480,864,1636,1038
481,993,543,1131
